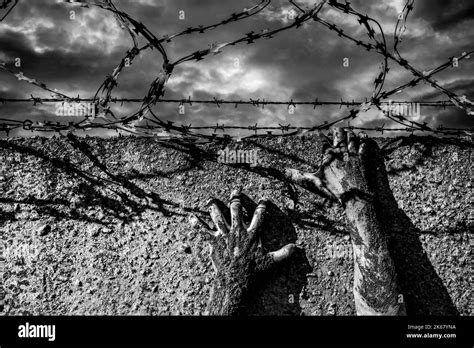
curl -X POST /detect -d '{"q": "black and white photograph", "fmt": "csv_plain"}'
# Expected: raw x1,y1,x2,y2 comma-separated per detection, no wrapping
0,0,472,345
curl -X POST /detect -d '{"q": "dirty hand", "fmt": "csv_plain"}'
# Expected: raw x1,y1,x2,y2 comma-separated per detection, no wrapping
199,188,296,315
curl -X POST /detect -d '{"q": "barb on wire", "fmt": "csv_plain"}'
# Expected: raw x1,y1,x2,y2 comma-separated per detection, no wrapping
0,0,18,21
0,0,472,141
172,0,327,66
2,97,462,108
288,0,473,133
1,118,470,139
321,0,473,116
160,0,271,43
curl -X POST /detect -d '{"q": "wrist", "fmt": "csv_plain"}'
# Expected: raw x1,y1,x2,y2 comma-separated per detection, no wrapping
206,263,252,315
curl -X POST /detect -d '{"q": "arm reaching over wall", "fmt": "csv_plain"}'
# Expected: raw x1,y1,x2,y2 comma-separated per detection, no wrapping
286,128,406,316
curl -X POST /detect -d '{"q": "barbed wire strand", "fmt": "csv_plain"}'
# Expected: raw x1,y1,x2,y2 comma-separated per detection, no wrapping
0,0,472,140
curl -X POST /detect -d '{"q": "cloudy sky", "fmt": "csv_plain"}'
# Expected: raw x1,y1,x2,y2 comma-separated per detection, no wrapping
0,0,473,137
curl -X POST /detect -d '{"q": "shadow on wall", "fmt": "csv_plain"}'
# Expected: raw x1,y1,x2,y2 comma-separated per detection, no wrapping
240,137,462,315
369,139,459,315
0,136,211,226
388,209,460,315
0,135,466,315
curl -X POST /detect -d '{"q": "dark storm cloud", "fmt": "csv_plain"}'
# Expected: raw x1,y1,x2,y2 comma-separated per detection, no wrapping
412,0,474,31
0,0,472,137
0,26,114,90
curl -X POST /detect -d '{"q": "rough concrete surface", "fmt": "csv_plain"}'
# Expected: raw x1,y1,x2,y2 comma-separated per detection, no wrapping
0,134,471,316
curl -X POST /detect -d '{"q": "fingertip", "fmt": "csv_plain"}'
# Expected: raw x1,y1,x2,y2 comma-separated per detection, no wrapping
347,130,358,154
257,197,269,208
270,243,297,263
358,143,368,156
332,127,346,148
205,198,217,207
230,187,242,201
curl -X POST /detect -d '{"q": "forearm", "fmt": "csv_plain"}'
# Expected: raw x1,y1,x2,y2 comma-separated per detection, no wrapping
285,129,406,315
344,198,404,315
205,265,252,316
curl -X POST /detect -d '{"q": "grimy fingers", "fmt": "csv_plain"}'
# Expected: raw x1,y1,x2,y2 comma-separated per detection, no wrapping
347,130,358,154
333,127,347,151
229,187,244,230
206,199,229,236
248,198,267,235
330,128,368,157
190,213,220,238
358,131,369,156
285,168,336,201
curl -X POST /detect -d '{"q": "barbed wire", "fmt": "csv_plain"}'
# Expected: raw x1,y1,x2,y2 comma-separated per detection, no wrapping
0,0,17,21
1,116,471,140
0,0,472,140
0,97,463,108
